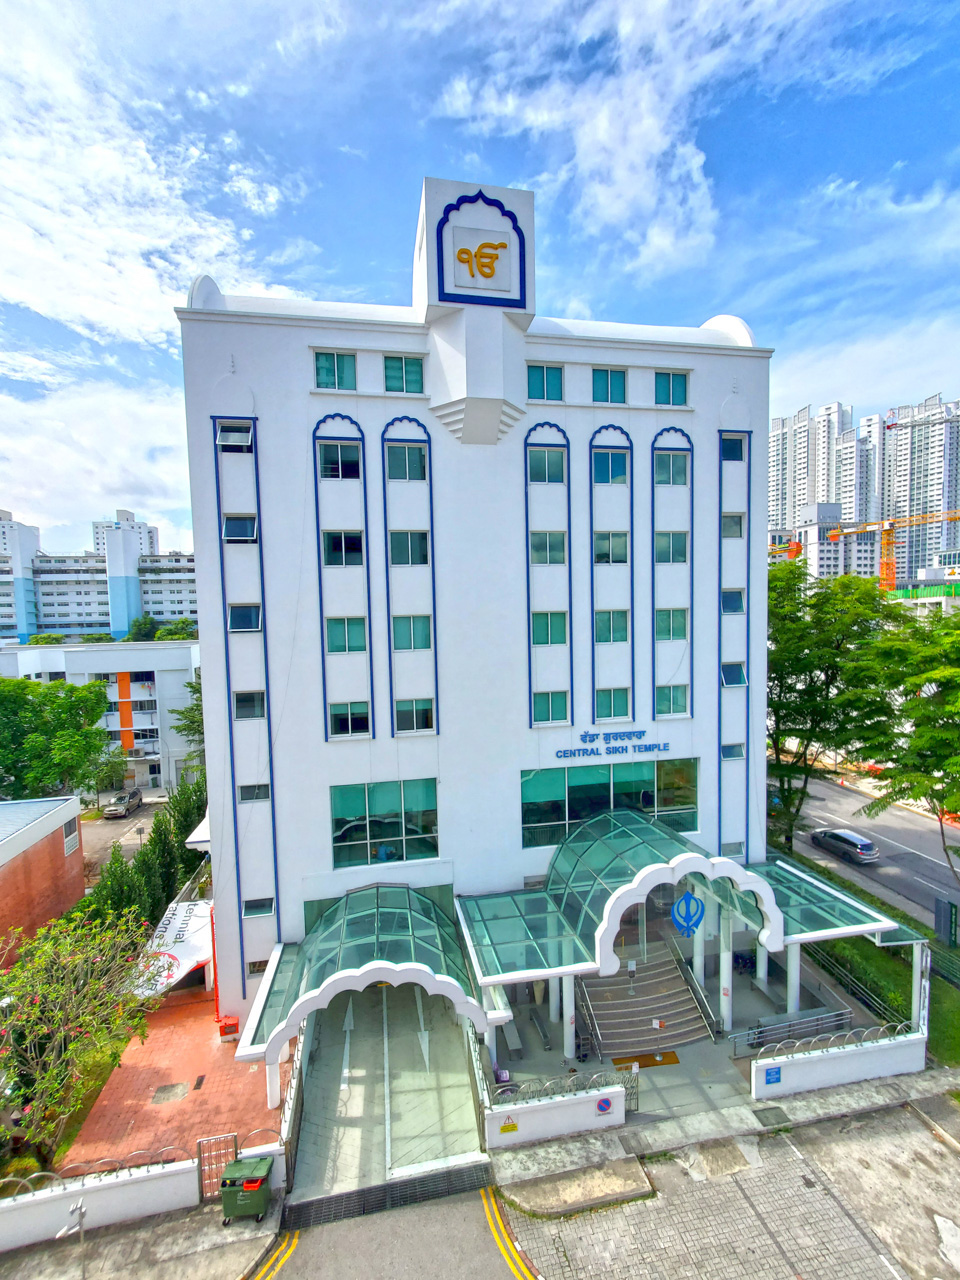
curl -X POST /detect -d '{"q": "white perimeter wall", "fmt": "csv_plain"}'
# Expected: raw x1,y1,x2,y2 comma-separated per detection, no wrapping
751,1033,927,1100
485,1086,626,1148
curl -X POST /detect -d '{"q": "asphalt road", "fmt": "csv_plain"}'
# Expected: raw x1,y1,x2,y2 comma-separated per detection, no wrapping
795,776,960,920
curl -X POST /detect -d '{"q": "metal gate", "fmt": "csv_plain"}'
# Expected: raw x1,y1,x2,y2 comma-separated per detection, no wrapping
197,1133,238,1201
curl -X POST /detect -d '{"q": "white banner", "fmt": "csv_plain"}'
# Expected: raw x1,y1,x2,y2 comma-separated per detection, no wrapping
142,900,213,995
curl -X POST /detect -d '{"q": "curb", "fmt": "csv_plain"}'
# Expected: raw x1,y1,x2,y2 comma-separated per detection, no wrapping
240,1231,282,1280
491,1189,544,1278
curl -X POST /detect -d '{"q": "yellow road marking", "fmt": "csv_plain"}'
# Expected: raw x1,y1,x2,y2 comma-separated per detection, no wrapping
254,1229,300,1279
480,1187,537,1280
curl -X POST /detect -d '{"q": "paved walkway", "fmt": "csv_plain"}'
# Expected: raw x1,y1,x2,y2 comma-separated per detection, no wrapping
62,988,291,1170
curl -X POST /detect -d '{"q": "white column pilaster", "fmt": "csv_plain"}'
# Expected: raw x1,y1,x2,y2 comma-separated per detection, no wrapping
562,974,576,1060
266,1060,281,1110
911,941,924,1028
549,976,561,1024
786,942,801,1014
719,908,733,1032
755,940,768,986
693,922,705,987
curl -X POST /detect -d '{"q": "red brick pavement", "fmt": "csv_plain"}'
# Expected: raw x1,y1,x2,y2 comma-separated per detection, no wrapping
61,987,292,1168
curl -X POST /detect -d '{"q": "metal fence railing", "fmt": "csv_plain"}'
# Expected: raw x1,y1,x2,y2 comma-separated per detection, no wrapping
931,942,960,989
663,936,720,1039
756,1021,914,1063
803,943,905,1025
728,1007,852,1058
491,1068,638,1110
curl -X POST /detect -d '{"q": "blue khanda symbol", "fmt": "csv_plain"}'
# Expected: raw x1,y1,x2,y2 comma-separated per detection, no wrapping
671,890,705,938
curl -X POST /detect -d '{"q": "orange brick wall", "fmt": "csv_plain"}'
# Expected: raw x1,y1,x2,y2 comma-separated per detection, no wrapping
0,824,86,943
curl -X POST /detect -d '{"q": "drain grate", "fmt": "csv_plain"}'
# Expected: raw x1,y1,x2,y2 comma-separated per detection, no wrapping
753,1105,791,1128
282,1160,493,1228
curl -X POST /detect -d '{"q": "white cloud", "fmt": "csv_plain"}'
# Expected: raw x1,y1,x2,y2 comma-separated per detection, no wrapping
338,144,367,160
0,380,192,549
224,165,283,216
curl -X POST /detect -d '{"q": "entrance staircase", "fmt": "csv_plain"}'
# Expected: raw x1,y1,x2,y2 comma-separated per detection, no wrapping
581,941,712,1057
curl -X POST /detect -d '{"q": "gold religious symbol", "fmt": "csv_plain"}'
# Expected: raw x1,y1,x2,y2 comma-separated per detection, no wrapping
456,241,508,279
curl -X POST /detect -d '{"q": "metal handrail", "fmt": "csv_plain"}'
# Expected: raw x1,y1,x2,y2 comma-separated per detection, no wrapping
575,976,603,1057
757,1021,914,1062
804,943,905,1024
492,1069,626,1105
728,1007,852,1058
663,935,720,1039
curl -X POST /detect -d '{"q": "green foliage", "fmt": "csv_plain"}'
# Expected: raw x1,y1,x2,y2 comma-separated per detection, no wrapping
93,745,128,806
0,678,108,799
124,615,159,641
26,634,65,646
767,561,900,847
79,634,114,644
170,670,204,763
154,618,198,640
0,909,159,1163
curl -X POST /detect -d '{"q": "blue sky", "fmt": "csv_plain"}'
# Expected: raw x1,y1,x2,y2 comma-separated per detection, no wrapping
1,0,959,551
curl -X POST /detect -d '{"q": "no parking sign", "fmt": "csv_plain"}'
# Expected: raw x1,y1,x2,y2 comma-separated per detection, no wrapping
597,1097,612,1114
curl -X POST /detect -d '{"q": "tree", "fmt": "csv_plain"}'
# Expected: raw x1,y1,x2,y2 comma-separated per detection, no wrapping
0,909,161,1165
155,619,198,641
87,842,148,918
145,809,181,908
26,634,65,646
124,615,158,641
0,678,108,799
863,611,960,892
170,670,204,766
767,560,901,848
93,745,128,808
80,634,114,644
165,769,208,882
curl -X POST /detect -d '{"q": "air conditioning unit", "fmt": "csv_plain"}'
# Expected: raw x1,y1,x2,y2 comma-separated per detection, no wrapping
129,748,144,758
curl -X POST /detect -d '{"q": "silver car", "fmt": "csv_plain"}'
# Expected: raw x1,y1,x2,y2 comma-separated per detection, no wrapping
810,828,878,864
103,788,143,818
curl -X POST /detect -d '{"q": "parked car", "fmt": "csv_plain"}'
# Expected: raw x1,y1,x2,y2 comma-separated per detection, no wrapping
103,788,143,819
810,828,878,864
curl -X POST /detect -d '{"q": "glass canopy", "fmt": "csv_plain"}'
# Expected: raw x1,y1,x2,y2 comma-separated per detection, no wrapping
457,890,594,981
751,859,898,940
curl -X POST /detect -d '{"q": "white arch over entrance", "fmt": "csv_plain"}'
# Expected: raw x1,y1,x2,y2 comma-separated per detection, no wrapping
594,852,784,976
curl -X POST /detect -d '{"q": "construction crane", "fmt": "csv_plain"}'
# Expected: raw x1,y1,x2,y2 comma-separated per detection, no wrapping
768,539,803,559
827,510,960,591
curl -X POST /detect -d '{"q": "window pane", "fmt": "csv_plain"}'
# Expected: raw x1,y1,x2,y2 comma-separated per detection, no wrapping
316,352,336,389
549,532,565,564
368,781,402,840
390,532,409,565
671,373,687,405
654,453,671,485
610,452,627,484
655,609,671,641
655,372,671,405
404,358,423,394
408,615,428,649
657,758,697,810
545,366,563,401
672,609,687,639
410,532,429,564
393,616,412,649
387,445,408,479
721,663,746,687
346,617,366,651
533,692,550,722
327,618,346,653
532,612,549,645
235,691,265,719
672,532,687,562
722,514,743,538
521,768,566,828
654,532,670,563
672,453,688,485
593,451,610,484
721,589,744,614
592,368,608,402
415,699,433,730
403,778,437,837
396,700,414,732
350,702,369,733
655,686,671,716
610,532,627,563
334,843,369,868
550,691,567,721
595,611,611,643
612,611,628,642
336,353,356,390
344,532,363,565
319,444,341,479
384,355,405,392
339,444,360,479
567,765,610,822
612,762,655,814
609,370,626,404
551,612,566,644
594,532,609,564
596,688,612,718
228,605,260,631
323,532,342,564
721,744,745,760
528,365,545,399
672,685,688,714
612,688,629,717
547,449,564,483
407,446,426,480
721,436,744,461
330,703,350,735
530,532,547,564
223,515,257,541
529,449,546,483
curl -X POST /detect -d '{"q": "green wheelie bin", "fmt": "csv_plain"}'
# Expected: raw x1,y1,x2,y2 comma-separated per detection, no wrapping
220,1155,274,1225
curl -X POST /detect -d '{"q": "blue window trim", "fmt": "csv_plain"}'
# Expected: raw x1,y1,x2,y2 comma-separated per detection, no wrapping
589,426,634,724
525,423,572,728
382,417,440,737
651,428,694,724
211,415,282,996
314,415,376,742
435,189,527,309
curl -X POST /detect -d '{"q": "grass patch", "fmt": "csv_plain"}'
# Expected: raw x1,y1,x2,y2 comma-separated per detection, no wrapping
54,1039,128,1167
642,1150,676,1163
81,809,103,822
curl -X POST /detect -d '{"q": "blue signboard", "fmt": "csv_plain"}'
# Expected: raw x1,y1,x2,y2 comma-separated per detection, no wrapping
765,1066,781,1085
671,891,705,938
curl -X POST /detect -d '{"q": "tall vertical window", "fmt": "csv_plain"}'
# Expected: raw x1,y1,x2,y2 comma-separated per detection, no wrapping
384,356,423,394
654,452,688,486
318,443,360,480
331,778,438,866
655,372,687,406
593,451,628,484
387,444,426,480
530,532,566,564
527,365,563,401
533,691,568,723
528,448,565,484
315,352,357,390
592,369,626,404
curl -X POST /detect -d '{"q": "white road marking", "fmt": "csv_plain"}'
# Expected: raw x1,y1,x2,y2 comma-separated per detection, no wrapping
915,877,946,892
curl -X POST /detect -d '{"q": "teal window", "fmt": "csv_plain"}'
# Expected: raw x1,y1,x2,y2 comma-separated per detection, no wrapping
654,452,688,486
721,589,745,614
330,702,369,736
532,611,567,645
593,451,627,485
331,777,438,866
395,698,434,732
228,604,261,632
655,372,687,406
323,531,363,566
222,515,257,542
721,436,744,461
528,448,565,484
721,743,745,760
596,687,629,719
530,531,566,564
528,365,563,401
533,691,568,723
318,442,360,480
390,531,429,565
234,691,265,719
393,615,431,650
722,514,744,538
594,610,628,643
327,616,366,653
384,355,424,394
315,352,357,391
592,368,626,404
654,531,687,563
721,662,747,687
387,444,426,481
655,684,687,716
655,609,687,641
520,768,566,847
243,898,275,917
593,531,628,565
